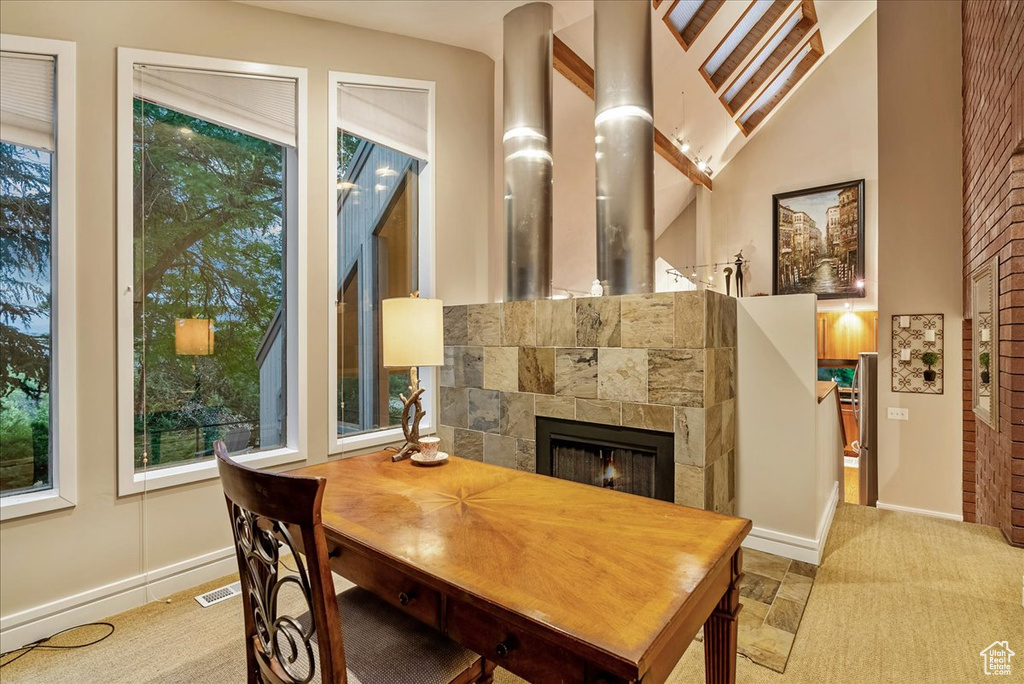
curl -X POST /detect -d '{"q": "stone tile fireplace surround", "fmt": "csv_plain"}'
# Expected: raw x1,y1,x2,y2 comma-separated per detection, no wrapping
437,291,737,514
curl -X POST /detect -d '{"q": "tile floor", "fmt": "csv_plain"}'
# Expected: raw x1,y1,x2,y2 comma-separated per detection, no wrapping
697,547,818,673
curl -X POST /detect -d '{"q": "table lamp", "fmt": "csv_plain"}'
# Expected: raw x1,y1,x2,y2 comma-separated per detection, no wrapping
382,293,444,461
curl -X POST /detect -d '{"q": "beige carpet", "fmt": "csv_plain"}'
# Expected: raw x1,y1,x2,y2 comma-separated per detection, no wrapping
2,504,1022,683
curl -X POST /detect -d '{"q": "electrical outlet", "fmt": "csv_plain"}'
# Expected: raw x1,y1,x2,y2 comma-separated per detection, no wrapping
887,407,909,421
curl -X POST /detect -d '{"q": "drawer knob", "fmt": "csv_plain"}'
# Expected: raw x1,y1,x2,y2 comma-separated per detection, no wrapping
495,637,517,659
398,591,415,606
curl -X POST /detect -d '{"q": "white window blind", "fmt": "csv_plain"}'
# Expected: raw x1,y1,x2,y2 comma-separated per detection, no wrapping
740,41,813,125
724,8,803,103
705,0,774,76
668,0,703,32
0,51,56,151
337,84,429,161
133,65,297,147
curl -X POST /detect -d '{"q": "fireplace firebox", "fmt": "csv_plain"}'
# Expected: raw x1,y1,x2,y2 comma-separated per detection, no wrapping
535,417,674,502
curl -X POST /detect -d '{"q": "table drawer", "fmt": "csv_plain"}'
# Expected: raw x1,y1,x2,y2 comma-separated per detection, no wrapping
328,543,441,629
446,599,586,684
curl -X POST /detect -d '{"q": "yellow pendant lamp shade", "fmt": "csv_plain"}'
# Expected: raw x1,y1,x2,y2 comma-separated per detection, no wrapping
175,318,215,356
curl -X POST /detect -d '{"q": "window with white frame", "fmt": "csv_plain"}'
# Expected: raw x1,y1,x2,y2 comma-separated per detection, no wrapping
329,75,434,451
118,50,305,493
0,34,77,519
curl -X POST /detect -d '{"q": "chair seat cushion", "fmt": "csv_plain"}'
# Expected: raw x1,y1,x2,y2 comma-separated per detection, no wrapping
294,586,480,684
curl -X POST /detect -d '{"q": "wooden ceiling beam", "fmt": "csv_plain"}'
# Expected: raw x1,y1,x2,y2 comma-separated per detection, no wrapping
552,36,712,191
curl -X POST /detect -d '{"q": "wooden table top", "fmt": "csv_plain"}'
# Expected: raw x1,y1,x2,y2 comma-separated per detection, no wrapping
293,452,750,677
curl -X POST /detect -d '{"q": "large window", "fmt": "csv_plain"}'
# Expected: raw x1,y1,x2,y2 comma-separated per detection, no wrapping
0,35,76,519
329,75,434,451
118,51,306,493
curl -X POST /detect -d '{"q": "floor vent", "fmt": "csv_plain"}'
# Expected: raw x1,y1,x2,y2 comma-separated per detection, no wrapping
195,581,242,607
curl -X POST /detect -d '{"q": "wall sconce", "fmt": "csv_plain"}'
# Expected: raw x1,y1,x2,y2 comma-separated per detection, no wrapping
981,328,991,342
900,348,911,362
924,329,936,342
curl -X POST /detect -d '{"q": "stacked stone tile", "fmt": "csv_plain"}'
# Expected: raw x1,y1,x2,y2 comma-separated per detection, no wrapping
438,291,738,514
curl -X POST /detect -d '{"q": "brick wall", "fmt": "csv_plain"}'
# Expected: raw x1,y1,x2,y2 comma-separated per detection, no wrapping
963,319,975,522
962,0,1024,545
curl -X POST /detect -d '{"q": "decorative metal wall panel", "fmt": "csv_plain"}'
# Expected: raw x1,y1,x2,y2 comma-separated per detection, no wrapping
890,313,944,394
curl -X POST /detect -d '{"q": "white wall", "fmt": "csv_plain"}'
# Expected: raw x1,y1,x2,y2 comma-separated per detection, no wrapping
736,295,838,564
552,73,598,295
655,199,696,272
0,0,493,648
707,13,879,310
875,0,963,520
816,391,843,525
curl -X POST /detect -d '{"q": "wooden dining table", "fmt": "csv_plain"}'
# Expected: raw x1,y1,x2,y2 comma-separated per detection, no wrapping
292,451,751,684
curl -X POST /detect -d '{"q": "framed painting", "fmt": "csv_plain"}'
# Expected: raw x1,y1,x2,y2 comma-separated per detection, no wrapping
772,179,865,299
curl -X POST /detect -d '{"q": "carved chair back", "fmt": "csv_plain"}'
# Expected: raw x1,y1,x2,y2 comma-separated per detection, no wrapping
215,442,347,684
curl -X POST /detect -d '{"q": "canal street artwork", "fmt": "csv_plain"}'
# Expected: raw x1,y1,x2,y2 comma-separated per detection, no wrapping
772,180,865,299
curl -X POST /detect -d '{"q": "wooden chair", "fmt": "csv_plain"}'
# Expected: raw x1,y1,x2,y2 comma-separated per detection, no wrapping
215,442,493,684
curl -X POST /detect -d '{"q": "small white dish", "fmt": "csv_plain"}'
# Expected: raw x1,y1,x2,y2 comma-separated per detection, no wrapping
411,451,449,466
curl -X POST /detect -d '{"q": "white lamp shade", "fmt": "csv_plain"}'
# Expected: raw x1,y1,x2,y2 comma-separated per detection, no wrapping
382,297,444,368
175,318,215,355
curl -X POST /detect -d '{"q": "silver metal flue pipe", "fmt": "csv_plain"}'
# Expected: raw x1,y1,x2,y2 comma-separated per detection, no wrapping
503,2,554,301
593,0,655,295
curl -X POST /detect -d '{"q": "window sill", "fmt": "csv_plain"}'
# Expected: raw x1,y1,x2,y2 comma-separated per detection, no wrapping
0,489,76,521
331,423,436,456
118,447,305,496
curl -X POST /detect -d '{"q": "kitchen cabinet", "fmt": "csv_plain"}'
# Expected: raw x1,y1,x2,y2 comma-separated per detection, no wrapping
817,311,878,360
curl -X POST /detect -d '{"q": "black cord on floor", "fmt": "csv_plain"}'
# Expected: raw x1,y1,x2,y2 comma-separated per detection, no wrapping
0,622,115,669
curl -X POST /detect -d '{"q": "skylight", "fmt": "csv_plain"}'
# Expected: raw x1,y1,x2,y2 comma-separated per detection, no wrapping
663,0,725,51
668,0,704,32
734,30,824,134
724,8,803,103
705,0,773,76
739,42,811,124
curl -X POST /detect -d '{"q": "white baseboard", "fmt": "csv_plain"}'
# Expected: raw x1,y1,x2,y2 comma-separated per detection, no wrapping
816,481,840,548
743,482,840,566
876,501,963,522
0,546,236,653
743,528,821,564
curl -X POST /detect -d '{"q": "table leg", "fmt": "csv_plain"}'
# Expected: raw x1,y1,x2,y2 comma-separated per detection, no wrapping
703,549,742,684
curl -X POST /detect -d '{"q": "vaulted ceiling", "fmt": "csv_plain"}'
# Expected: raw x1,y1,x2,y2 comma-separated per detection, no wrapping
553,0,875,233
240,0,876,234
